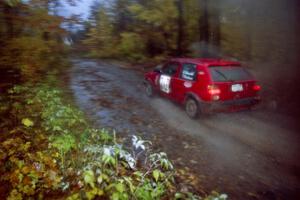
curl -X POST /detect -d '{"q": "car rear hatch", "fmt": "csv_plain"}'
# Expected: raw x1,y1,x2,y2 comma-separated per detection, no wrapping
208,65,258,101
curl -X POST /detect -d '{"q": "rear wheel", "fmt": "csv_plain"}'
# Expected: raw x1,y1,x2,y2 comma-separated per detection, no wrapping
185,98,199,118
145,82,154,97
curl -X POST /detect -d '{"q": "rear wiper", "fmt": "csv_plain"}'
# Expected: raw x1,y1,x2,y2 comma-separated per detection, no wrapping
214,69,231,81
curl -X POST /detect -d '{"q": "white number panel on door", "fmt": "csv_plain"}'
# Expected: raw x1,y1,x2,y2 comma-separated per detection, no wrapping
159,75,171,93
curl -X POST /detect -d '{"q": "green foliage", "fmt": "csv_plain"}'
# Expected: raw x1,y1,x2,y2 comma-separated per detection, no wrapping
0,0,67,82
83,7,117,58
4,0,21,7
49,133,76,168
82,0,181,61
4,37,52,81
119,32,146,61
109,180,129,200
21,118,34,127
99,129,113,144
50,134,76,153
134,181,165,200
81,0,208,61
32,87,87,134
1,79,227,199
152,169,163,182
83,170,96,188
129,0,178,30
150,152,174,170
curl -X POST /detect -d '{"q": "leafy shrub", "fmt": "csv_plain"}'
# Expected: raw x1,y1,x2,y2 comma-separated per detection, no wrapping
0,83,228,200
118,32,146,62
49,134,76,169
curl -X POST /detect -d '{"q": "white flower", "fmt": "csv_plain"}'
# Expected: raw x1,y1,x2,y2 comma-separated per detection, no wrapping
132,135,138,145
124,154,136,169
119,149,136,169
103,148,111,156
103,146,114,156
96,168,101,175
219,194,228,199
77,181,84,188
132,135,146,150
61,182,70,191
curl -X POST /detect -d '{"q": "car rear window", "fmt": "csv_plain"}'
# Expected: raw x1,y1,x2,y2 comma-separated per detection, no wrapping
209,66,253,82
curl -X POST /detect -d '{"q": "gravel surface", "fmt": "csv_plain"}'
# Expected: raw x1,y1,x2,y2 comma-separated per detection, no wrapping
69,59,300,199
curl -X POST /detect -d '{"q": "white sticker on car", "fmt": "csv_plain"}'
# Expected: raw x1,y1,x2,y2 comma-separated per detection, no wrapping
198,71,205,75
231,84,243,92
159,75,171,93
184,81,192,88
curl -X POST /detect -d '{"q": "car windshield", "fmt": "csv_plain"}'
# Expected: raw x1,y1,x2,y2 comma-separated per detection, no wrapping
209,66,253,82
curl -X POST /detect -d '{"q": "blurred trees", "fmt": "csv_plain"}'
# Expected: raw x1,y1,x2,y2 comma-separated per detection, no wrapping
83,0,203,62
0,0,71,82
83,7,117,58
128,0,178,58
82,0,225,62
82,0,299,80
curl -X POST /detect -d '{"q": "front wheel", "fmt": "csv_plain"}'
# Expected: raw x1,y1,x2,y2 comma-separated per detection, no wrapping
185,98,200,118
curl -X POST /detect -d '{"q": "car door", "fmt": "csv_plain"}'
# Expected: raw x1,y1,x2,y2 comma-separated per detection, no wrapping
158,62,180,99
172,63,198,103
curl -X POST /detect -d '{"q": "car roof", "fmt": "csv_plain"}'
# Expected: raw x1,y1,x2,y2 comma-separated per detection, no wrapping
170,58,241,66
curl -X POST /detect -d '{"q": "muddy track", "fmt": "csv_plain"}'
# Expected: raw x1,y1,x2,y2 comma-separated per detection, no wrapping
69,59,300,200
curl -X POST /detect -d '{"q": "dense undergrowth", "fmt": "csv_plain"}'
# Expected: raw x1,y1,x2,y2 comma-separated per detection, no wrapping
0,75,227,200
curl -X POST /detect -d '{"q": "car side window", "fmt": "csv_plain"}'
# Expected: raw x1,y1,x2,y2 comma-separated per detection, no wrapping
181,63,197,81
162,62,179,76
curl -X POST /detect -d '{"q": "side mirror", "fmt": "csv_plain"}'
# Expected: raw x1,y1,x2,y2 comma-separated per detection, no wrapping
153,68,162,73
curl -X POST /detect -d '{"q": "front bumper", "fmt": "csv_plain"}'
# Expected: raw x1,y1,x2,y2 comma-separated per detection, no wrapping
201,96,261,113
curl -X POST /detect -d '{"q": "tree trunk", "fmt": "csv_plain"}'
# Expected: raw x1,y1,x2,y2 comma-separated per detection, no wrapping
176,0,184,56
211,4,221,47
198,0,209,57
243,0,253,60
4,4,14,39
199,0,209,43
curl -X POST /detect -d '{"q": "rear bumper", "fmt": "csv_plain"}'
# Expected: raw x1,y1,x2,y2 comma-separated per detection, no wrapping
201,96,261,113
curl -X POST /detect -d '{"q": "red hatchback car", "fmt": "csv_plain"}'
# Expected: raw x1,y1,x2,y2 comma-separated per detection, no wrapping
144,58,261,118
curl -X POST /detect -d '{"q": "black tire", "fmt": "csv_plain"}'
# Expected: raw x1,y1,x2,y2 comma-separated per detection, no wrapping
145,81,154,97
185,98,200,118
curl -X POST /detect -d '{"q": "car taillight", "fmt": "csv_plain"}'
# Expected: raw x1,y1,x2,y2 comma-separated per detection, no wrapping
253,84,261,91
208,85,221,95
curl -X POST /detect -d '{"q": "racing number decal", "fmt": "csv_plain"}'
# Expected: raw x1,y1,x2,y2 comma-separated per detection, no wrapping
159,75,171,93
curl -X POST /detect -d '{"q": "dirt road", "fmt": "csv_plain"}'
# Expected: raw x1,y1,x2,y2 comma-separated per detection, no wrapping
69,59,300,199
